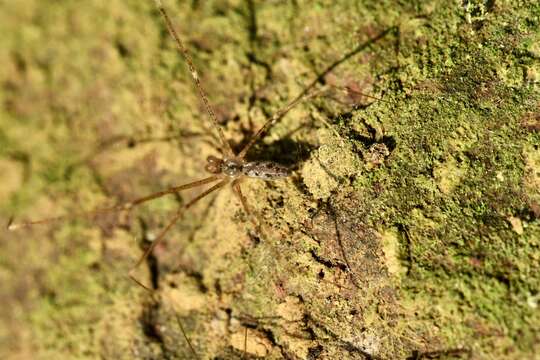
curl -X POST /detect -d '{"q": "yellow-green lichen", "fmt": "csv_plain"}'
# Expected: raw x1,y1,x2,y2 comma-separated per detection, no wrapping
301,128,361,200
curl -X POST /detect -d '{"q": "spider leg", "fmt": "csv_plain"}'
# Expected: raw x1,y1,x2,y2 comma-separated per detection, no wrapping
237,88,328,160
237,82,385,160
7,176,221,231
129,178,229,291
155,0,235,158
176,314,200,360
243,326,248,359
232,179,256,227
232,178,270,240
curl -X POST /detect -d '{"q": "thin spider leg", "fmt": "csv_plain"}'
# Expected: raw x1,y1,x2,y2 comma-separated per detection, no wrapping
155,0,234,158
231,179,256,228
232,179,269,239
327,84,387,103
176,314,200,360
237,87,328,159
7,176,221,231
129,178,229,290
329,204,361,289
129,176,221,207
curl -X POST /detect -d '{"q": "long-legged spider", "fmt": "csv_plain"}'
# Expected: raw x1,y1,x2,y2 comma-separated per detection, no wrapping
7,1,385,357
7,1,325,288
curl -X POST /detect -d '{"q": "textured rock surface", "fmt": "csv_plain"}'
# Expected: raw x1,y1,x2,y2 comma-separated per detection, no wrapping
1,0,539,359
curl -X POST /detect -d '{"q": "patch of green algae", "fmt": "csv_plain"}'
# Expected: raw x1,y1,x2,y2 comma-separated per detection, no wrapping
1,0,539,359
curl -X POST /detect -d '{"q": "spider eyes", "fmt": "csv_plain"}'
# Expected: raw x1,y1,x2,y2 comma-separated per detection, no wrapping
207,155,221,164
205,156,222,174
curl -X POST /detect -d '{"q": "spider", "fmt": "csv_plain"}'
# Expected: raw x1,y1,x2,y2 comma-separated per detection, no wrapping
7,1,383,357
6,1,326,291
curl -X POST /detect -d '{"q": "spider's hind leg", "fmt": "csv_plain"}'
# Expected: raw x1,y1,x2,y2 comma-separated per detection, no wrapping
232,179,269,241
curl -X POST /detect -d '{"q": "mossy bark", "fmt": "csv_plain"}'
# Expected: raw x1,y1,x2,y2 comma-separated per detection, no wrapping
1,0,539,359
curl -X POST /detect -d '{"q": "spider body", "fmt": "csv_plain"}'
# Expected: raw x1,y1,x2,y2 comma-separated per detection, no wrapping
205,155,289,180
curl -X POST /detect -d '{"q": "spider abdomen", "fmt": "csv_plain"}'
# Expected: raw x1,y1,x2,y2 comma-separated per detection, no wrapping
242,161,290,180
